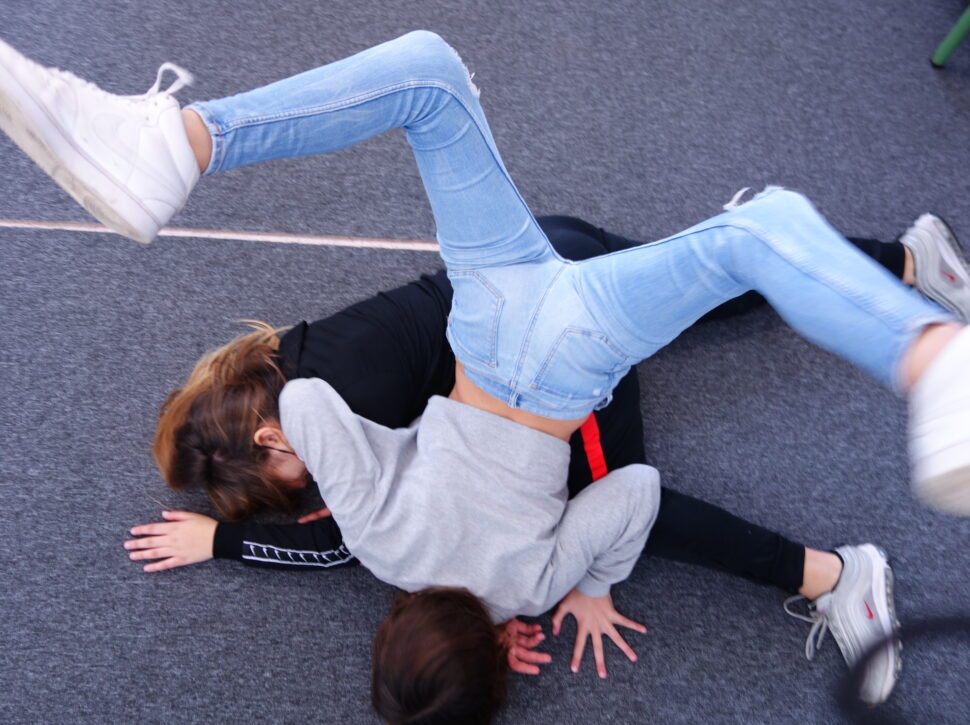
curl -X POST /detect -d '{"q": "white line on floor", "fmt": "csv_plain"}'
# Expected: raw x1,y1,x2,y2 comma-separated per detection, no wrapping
0,218,440,252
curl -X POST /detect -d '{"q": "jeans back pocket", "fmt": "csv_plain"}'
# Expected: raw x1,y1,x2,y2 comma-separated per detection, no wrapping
529,327,631,407
448,271,505,369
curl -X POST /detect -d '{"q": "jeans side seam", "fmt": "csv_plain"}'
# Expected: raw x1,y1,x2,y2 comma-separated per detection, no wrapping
210,78,550,263
590,216,917,339
213,79,473,132
728,217,954,394
571,226,737,350
574,214,952,387
733,217,921,330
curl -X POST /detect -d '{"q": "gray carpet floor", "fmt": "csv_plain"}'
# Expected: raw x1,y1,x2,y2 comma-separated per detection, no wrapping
2,1,969,723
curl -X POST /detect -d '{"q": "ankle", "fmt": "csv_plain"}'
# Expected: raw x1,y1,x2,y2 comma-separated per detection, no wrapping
902,246,917,286
799,549,842,600
902,322,965,389
181,108,213,173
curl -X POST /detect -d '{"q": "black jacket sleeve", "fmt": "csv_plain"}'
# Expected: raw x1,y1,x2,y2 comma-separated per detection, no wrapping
212,518,358,570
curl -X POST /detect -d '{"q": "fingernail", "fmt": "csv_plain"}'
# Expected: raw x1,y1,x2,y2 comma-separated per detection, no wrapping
571,666,578,673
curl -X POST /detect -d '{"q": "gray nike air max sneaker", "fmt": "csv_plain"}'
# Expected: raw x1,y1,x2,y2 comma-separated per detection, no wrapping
900,213,970,321
0,39,198,243
784,543,901,705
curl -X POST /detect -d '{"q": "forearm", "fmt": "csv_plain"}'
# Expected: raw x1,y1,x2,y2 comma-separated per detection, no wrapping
213,520,357,570
551,464,661,601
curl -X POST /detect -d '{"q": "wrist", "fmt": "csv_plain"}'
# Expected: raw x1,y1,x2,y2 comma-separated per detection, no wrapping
212,521,243,560
576,578,611,599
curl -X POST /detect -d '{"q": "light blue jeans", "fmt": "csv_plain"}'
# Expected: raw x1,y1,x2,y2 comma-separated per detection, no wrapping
189,31,952,420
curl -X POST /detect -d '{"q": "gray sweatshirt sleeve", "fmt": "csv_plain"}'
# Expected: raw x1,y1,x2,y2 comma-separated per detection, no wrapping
278,378,381,518
548,463,660,602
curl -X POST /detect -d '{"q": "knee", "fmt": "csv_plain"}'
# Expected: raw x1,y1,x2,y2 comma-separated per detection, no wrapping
402,29,451,54
398,30,479,96
769,188,819,217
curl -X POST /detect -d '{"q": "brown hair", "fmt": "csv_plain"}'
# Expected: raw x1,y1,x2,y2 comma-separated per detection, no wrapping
371,588,507,725
152,321,302,520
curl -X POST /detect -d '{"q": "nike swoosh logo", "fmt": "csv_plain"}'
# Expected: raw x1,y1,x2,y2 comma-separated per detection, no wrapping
864,601,874,619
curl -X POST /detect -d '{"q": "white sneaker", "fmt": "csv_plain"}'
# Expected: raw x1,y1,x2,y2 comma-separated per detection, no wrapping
784,544,901,705
0,39,199,243
909,325,970,514
900,213,970,321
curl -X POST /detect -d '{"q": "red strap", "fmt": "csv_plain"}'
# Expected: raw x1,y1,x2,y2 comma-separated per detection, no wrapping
580,414,608,481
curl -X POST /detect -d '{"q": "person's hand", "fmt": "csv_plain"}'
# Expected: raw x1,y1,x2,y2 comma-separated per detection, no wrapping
551,588,646,679
124,511,217,572
498,618,552,675
297,507,332,524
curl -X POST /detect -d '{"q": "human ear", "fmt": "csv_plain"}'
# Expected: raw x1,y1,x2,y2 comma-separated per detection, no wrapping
253,425,286,448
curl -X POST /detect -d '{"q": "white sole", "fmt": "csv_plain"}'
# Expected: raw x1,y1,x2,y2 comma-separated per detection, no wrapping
913,462,970,515
865,547,902,704
909,327,970,516
0,56,157,243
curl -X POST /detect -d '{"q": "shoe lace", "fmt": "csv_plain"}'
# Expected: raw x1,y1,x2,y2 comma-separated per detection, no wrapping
138,62,194,97
722,186,751,211
49,62,193,101
783,595,830,661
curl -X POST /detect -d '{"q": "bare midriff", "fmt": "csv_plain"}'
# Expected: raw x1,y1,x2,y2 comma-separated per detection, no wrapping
449,361,588,442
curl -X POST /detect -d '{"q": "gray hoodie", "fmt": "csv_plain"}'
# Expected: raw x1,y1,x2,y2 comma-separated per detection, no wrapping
280,377,660,623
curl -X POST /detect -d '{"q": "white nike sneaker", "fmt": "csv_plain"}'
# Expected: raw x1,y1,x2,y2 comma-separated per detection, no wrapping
909,324,970,514
900,213,970,321
0,39,199,243
784,544,901,705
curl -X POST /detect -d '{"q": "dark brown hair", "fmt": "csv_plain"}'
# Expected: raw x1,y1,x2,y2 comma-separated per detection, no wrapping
372,588,508,725
152,322,302,520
